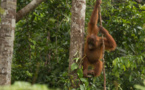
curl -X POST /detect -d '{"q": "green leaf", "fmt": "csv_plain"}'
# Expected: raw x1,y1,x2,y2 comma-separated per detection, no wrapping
123,65,126,71
74,57,79,62
80,78,87,83
49,18,56,23
71,63,78,71
77,69,83,78
129,75,132,82
134,85,145,90
80,85,85,90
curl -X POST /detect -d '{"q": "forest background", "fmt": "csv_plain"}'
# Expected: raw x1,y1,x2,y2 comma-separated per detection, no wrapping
0,0,145,90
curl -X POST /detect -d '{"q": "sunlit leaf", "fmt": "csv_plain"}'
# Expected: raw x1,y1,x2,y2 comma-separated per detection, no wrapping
71,63,78,71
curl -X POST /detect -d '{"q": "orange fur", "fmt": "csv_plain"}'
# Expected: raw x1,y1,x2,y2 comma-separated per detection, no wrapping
83,0,117,77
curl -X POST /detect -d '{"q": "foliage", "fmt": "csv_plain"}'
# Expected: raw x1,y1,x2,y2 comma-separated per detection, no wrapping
102,0,145,90
135,80,145,90
0,81,60,90
13,0,71,88
12,0,145,90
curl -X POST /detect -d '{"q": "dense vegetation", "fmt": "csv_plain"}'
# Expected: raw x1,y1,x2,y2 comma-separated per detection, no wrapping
11,0,145,89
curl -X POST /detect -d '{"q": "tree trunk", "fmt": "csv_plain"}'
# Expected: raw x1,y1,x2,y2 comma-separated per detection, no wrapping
16,0,45,22
69,0,86,88
0,0,16,85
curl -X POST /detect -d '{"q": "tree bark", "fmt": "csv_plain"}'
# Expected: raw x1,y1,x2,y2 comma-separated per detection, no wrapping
0,0,16,85
16,0,45,22
69,0,86,88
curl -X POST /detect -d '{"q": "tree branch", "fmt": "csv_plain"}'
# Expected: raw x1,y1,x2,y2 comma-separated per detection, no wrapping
135,0,142,3
16,0,45,22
